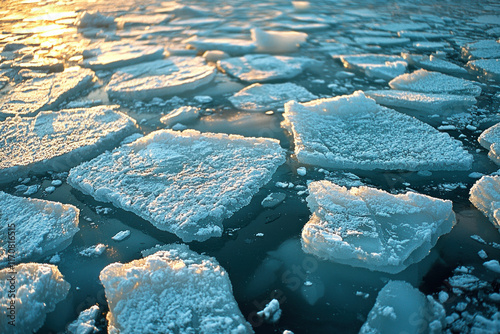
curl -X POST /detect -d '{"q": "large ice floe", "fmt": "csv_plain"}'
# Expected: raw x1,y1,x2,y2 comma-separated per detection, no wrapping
217,54,315,83
359,280,445,334
470,175,500,233
336,54,408,80
99,244,253,333
0,263,70,333
184,36,256,56
0,106,137,184
106,57,216,101
229,82,317,112
461,39,500,60
282,91,473,171
478,123,500,165
389,69,482,96
0,192,79,267
0,67,95,119
302,180,455,273
468,59,500,82
250,28,308,54
67,130,285,242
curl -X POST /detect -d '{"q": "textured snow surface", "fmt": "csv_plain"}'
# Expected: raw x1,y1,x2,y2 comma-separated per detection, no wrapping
0,263,70,334
0,191,79,267
106,57,216,101
302,180,455,273
184,36,256,55
217,54,315,83
0,105,137,184
99,244,253,334
282,91,473,171
468,59,500,81
360,281,445,334
67,305,100,334
0,68,94,119
68,130,285,242
389,69,482,96
478,123,500,165
470,175,500,232
338,54,408,80
229,83,317,112
251,28,307,54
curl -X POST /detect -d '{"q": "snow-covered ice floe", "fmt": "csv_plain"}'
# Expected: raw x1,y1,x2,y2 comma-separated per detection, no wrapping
0,106,137,184
67,305,100,334
0,192,79,267
0,68,94,119
282,91,473,171
229,82,317,112
389,69,482,96
217,54,315,83
461,39,500,60
68,130,285,242
160,106,200,126
251,28,307,54
0,263,70,334
99,244,253,333
360,281,445,334
468,59,500,82
302,180,455,273
184,36,256,56
402,53,467,75
106,57,216,101
478,123,500,165
336,54,408,80
470,175,500,233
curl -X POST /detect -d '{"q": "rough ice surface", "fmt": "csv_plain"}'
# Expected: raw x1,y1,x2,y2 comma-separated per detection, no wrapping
257,299,282,323
468,59,500,82
160,106,200,126
461,40,500,60
184,36,256,55
99,244,253,334
75,11,115,28
251,28,308,54
470,175,500,232
402,53,467,75
389,69,482,96
282,91,473,171
217,54,315,83
360,281,445,334
478,123,500,165
0,263,70,334
337,54,408,80
0,191,79,267
67,129,285,242
106,57,216,101
67,305,100,334
302,180,456,273
229,82,317,112
0,68,95,119
0,105,137,184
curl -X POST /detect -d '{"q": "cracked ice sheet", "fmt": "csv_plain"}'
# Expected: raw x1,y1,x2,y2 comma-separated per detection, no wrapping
336,54,408,80
100,244,253,333
106,57,216,101
67,130,285,242
0,191,79,267
302,180,456,273
282,91,473,171
0,105,137,184
478,123,500,165
470,175,500,233
0,67,94,119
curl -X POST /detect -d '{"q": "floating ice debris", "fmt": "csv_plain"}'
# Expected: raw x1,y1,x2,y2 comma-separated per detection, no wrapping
412,41,451,52
0,67,95,119
111,230,130,241
51,180,63,186
99,244,253,333
160,106,200,126
302,180,455,273
67,305,100,334
81,42,164,71
106,57,216,101
0,191,79,267
283,91,473,171
49,254,61,264
159,4,210,18
448,273,487,292
24,184,39,196
75,11,115,28
79,244,106,257
366,22,431,32
297,167,307,176
171,123,187,131
0,106,136,184
217,54,315,83
116,14,171,27
389,69,482,96
194,95,212,104
484,260,500,273
402,53,467,75
257,299,282,323
468,59,500,82
336,54,408,80
0,263,70,334
68,130,285,242
360,281,445,334
169,17,223,27
461,40,500,60
251,28,307,54
470,175,500,233
398,31,452,40
202,50,229,62
261,192,286,208
353,37,410,46
184,36,256,55
478,123,500,165
229,82,316,112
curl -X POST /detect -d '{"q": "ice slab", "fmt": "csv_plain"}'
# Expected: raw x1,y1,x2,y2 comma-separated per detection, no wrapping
353,37,410,46
302,180,455,273
67,130,285,242
468,59,500,82
0,191,79,267
398,31,452,40
0,68,95,119
257,299,281,323
116,14,171,27
229,82,317,112
99,244,253,333
366,22,431,32
337,54,408,80
75,11,115,28
184,36,256,56
470,175,500,232
478,123,500,165
217,54,315,83
389,69,482,96
462,40,500,60
160,106,199,126
0,263,70,334
282,91,473,171
251,28,308,54
67,305,100,334
360,281,445,334
0,105,137,184
402,53,467,75
106,57,216,101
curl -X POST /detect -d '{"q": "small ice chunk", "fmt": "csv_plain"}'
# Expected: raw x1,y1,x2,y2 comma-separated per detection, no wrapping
478,123,500,165
354,37,410,46
194,95,212,104
49,253,61,264
51,180,63,186
337,54,408,80
45,186,56,193
462,40,500,60
402,53,467,75
80,244,107,257
483,260,500,273
469,172,484,179
261,192,286,208
490,293,500,302
470,175,500,232
366,22,431,32
438,291,449,303
202,50,229,63
478,249,488,259
257,299,282,323
75,11,115,28
171,123,187,131
24,185,39,196
111,230,130,241
184,36,256,55
67,305,100,334
160,106,200,126
251,28,307,54
297,167,307,176
468,59,500,82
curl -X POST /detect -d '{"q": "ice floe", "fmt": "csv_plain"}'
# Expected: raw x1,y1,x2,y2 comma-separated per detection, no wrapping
468,59,500,82
75,11,115,28
402,53,467,75
184,36,256,56
99,244,253,333
160,106,200,126
302,180,455,273
68,130,285,242
478,123,500,164
336,54,408,80
0,105,137,184
470,175,500,232
353,37,410,47
67,305,100,334
257,299,282,323
251,28,307,54
282,91,473,171
461,40,500,60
